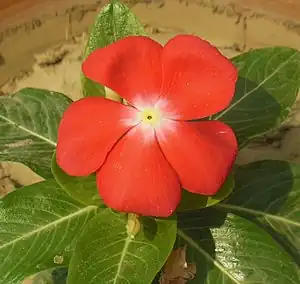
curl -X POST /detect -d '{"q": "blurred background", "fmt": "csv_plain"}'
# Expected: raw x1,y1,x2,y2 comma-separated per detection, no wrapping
1,0,300,91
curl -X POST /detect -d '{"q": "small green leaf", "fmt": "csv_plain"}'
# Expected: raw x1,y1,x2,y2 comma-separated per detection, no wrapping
177,208,300,283
81,78,106,98
219,160,300,256
0,179,97,284
0,88,72,178
67,209,177,284
81,2,146,97
214,47,300,146
51,153,102,206
177,173,234,212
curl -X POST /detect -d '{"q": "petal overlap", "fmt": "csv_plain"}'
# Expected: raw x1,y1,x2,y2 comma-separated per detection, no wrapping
156,120,237,195
57,96,138,176
82,36,163,107
97,124,181,217
58,34,239,216
160,35,238,120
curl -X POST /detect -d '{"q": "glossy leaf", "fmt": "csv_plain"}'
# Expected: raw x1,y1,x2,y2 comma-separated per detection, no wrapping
177,208,300,284
51,153,102,206
177,173,234,212
0,179,97,284
218,160,300,256
0,88,72,178
67,209,177,284
214,47,300,146
81,2,146,98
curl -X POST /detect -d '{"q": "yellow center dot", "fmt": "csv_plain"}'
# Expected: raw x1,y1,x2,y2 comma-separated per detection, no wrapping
140,108,162,127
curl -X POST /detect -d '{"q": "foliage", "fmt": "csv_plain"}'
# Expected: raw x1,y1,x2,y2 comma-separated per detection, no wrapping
0,2,299,284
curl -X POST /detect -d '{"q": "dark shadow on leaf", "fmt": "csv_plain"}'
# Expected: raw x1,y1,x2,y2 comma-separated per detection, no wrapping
223,160,299,265
142,214,177,241
176,208,228,283
227,160,292,214
214,76,282,146
177,207,227,229
52,267,68,284
142,217,158,241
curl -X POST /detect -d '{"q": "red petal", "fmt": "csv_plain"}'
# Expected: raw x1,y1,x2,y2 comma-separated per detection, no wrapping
97,125,181,217
156,120,237,195
160,35,238,120
82,36,163,107
56,97,138,176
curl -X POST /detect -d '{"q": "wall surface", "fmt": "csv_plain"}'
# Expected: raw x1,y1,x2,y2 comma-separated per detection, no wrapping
1,0,300,85
1,1,300,247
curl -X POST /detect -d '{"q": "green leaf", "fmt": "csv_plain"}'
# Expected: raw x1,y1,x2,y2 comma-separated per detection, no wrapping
52,268,68,284
81,78,106,98
0,179,97,284
67,209,177,284
177,173,234,212
81,2,146,98
0,88,72,178
218,160,300,256
213,47,300,146
51,153,102,206
177,208,300,283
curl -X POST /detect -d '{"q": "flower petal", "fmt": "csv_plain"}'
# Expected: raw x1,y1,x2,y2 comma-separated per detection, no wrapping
156,120,237,195
57,96,138,176
97,124,181,217
160,35,238,120
82,36,163,107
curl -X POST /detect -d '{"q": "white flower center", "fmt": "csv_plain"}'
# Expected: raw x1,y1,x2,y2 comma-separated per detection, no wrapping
138,107,163,128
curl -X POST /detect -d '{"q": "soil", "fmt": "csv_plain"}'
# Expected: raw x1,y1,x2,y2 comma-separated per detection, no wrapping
1,0,300,281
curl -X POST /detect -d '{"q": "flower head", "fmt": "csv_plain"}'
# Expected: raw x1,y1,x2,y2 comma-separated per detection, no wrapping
56,35,238,217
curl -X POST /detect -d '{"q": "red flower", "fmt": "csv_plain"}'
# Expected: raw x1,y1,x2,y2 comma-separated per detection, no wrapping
56,35,238,217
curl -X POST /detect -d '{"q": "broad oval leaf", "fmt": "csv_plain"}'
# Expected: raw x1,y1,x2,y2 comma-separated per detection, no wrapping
67,209,177,284
177,173,234,212
219,160,300,256
82,2,146,98
177,208,300,283
51,153,102,206
0,179,97,284
214,47,300,146
0,88,72,178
